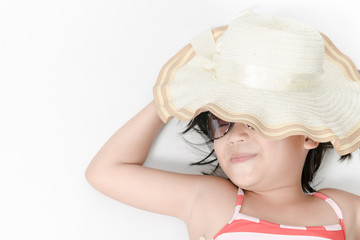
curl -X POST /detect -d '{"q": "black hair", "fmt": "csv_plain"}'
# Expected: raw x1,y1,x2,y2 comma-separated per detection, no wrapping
181,111,353,193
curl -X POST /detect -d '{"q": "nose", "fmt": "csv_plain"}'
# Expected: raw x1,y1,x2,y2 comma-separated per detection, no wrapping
227,123,250,144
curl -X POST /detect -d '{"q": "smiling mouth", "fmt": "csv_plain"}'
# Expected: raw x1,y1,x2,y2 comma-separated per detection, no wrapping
231,154,257,163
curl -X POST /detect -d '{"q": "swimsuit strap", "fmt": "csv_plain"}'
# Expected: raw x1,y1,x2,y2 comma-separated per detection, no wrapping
311,191,346,236
232,188,345,223
235,187,245,206
230,188,245,221
311,192,344,220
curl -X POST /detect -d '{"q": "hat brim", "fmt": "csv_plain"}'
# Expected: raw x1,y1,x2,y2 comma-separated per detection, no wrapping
153,26,360,155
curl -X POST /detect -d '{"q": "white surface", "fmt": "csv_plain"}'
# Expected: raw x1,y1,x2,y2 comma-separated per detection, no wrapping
0,0,359,239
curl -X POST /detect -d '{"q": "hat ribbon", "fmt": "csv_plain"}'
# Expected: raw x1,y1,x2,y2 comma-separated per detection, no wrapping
190,29,323,91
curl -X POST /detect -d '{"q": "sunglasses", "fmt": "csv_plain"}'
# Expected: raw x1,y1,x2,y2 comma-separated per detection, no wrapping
207,112,255,140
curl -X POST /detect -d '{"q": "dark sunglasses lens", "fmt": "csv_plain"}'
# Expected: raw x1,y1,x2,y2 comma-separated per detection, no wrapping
208,114,231,139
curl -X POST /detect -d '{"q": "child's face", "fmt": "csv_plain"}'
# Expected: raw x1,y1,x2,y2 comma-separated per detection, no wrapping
213,122,318,192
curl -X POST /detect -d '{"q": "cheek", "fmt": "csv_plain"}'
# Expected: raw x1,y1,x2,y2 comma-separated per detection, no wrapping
213,140,227,165
260,138,305,168
213,141,222,159
260,136,303,155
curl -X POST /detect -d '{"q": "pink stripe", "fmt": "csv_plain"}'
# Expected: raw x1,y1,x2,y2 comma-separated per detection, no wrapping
236,194,244,206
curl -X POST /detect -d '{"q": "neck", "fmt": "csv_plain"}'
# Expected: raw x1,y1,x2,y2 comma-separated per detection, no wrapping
244,184,311,206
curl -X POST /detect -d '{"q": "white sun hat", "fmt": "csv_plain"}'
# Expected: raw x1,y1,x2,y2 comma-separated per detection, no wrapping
153,9,360,155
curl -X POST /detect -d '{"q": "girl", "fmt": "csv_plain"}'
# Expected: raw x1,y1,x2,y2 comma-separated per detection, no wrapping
85,10,360,239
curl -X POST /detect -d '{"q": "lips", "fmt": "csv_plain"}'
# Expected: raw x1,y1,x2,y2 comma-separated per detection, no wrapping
231,153,257,163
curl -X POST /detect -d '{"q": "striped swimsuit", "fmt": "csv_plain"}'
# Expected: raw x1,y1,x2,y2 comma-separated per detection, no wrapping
212,188,346,239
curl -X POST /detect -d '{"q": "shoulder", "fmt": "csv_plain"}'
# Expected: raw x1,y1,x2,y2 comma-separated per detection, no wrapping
187,175,238,239
194,175,238,213
318,188,360,212
318,188,360,238
197,175,238,208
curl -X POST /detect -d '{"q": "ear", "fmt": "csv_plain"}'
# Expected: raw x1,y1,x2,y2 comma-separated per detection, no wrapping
304,136,319,150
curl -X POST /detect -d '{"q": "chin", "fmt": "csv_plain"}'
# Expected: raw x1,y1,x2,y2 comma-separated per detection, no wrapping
228,174,258,190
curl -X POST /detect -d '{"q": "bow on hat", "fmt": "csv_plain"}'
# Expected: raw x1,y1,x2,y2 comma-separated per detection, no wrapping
190,29,220,71
189,8,256,71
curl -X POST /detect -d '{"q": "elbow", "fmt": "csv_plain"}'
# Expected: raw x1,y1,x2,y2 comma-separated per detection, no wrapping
84,166,92,183
84,160,115,190
84,163,103,188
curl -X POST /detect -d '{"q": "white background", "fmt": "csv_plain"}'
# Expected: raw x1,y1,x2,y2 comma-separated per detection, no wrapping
1,0,360,239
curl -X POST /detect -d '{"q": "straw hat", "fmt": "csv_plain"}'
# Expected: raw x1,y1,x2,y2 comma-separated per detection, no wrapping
153,9,360,155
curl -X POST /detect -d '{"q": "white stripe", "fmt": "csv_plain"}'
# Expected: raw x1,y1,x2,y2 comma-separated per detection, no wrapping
234,213,260,223
230,205,242,222
324,224,342,231
325,198,343,219
215,232,332,240
280,224,307,230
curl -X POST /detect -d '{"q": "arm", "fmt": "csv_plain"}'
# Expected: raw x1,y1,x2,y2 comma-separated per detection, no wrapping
86,101,165,167
85,101,201,221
